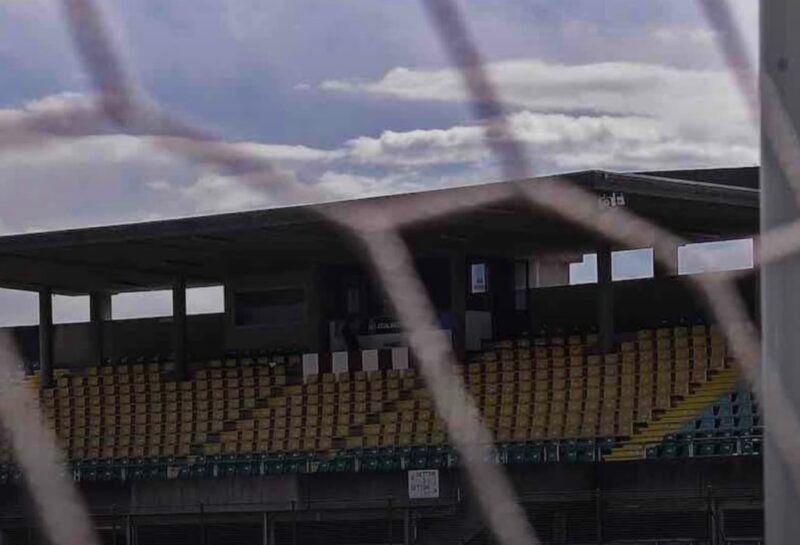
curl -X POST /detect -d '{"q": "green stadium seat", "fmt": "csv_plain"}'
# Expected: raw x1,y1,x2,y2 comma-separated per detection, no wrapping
545,442,559,462
697,442,717,457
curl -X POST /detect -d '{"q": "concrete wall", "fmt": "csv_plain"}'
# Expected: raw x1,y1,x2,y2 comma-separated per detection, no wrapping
11,314,226,367
131,476,299,514
224,269,324,353
529,274,756,333
0,458,759,519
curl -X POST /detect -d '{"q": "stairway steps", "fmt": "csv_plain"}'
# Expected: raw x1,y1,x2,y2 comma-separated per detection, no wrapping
604,366,741,462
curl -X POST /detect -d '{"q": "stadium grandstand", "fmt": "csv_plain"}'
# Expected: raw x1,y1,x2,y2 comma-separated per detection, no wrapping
0,167,762,544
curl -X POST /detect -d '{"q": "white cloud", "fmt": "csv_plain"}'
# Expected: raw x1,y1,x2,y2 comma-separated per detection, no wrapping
0,79,758,240
344,126,488,167
146,179,172,192
229,141,340,163
178,173,275,213
653,27,716,46
321,58,758,173
342,110,757,172
321,58,754,143
316,170,434,200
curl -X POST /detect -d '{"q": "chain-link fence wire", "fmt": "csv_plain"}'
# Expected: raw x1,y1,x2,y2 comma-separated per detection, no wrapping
0,0,793,544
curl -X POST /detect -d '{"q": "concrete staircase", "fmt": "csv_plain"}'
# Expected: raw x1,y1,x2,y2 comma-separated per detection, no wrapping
605,366,741,462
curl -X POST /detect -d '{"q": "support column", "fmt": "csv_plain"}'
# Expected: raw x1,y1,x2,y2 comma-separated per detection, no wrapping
38,287,54,388
173,277,187,380
90,292,112,365
596,246,614,354
450,252,467,363
531,254,577,288
763,0,800,540
653,243,679,278
307,266,327,353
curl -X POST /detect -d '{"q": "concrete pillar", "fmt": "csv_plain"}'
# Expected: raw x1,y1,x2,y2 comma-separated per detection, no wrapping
531,253,584,288
450,252,467,363
763,0,800,540
38,287,54,388
532,260,570,288
90,292,112,365
307,266,327,353
596,246,614,353
653,243,679,278
172,277,187,380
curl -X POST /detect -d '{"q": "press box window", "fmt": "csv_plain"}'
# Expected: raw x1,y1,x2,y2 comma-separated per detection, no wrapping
234,289,306,327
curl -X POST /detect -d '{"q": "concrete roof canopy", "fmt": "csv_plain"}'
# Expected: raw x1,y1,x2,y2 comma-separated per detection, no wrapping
0,167,758,294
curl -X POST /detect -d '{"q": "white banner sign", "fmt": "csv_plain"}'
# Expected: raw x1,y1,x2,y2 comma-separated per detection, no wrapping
408,469,440,499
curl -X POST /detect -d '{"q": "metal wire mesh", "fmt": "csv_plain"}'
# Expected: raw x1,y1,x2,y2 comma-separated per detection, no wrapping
0,0,792,544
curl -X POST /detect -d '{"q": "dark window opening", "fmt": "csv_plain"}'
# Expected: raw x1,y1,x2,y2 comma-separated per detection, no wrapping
234,289,305,327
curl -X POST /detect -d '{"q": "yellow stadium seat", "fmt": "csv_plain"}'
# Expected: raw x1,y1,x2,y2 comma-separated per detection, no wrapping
620,373,635,389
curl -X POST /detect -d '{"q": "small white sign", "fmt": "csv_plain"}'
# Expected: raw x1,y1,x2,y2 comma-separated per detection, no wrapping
408,469,440,499
598,192,626,209
470,263,487,294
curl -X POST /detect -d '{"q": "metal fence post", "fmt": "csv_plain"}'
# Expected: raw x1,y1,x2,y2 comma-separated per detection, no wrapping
199,502,207,545
125,514,134,545
707,485,716,545
262,512,270,545
763,1,800,542
403,508,412,545
595,488,603,545
292,500,297,545
112,504,118,545
387,497,394,545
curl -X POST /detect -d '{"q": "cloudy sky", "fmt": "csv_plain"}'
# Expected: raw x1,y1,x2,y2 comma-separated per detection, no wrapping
0,0,758,325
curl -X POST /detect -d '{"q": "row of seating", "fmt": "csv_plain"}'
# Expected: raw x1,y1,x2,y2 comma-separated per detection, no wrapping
484,325,722,349
0,325,754,475
0,440,624,484
645,430,763,459
641,386,763,459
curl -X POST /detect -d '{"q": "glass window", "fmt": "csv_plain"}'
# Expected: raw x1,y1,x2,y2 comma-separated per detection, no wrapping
113,290,172,319
53,295,89,324
187,286,224,315
679,239,754,275
569,254,598,285
612,248,654,280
